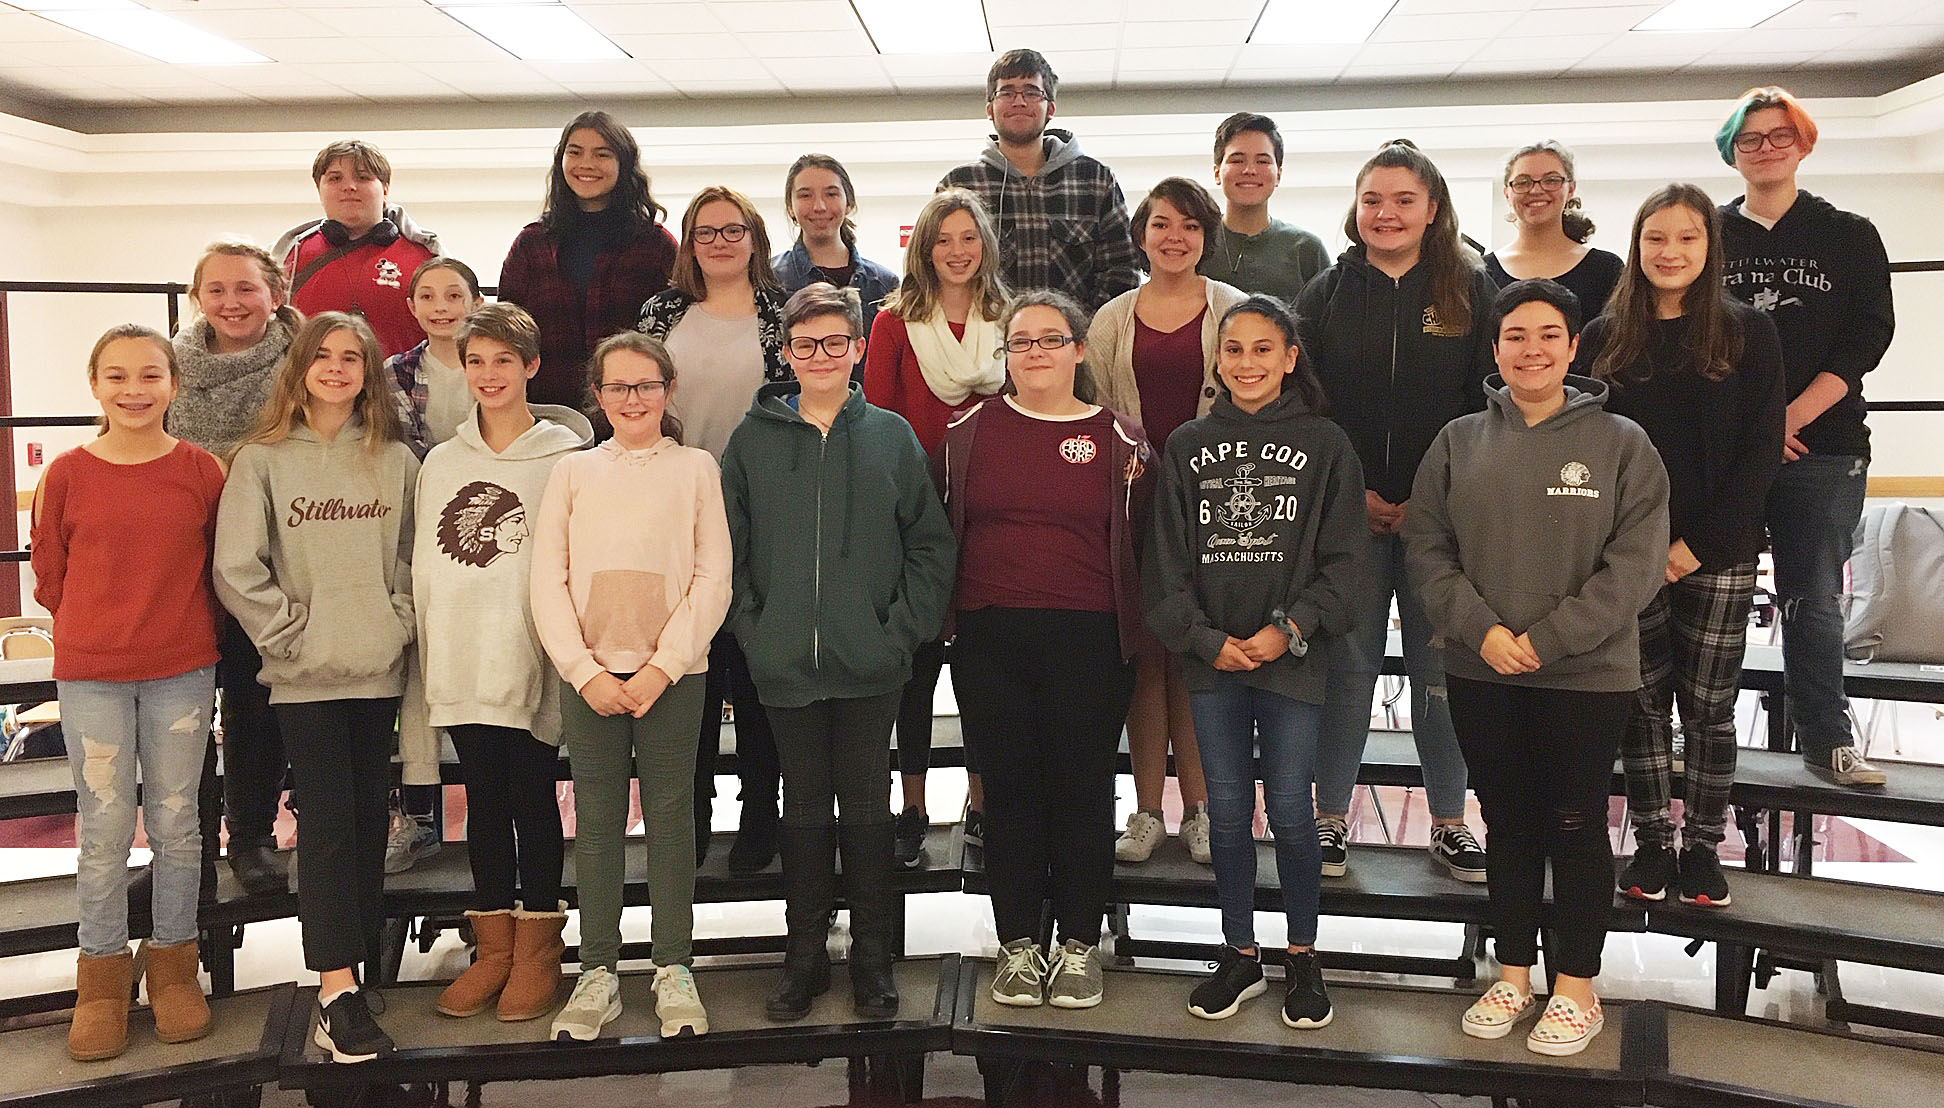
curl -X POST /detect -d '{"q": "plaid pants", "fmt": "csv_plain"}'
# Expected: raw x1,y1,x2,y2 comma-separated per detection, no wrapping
1623,563,1757,851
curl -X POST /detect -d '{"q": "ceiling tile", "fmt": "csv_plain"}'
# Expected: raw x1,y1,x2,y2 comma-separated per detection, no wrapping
708,1,860,32
1495,6,1660,36
1235,43,1363,67
175,9,345,40
674,75,787,95
988,24,1123,50
360,36,513,64
1340,60,1464,80
1125,0,1263,17
985,0,1124,24
1118,19,1253,47
576,3,730,35
1117,45,1243,71
733,29,876,56
644,56,777,82
1371,10,1521,42
1352,38,1488,64
1393,0,1531,11
608,33,751,59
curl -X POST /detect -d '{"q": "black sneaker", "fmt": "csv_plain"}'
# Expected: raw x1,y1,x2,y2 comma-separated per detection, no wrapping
962,806,985,850
728,803,779,875
1677,847,1732,908
1429,824,1488,884
1619,844,1675,902
1316,816,1348,878
1188,945,1265,1020
1280,950,1333,1029
315,989,394,1063
894,806,928,870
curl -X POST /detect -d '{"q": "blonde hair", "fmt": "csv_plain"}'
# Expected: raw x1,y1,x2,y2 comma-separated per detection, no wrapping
882,189,1009,324
241,312,404,455
189,239,302,333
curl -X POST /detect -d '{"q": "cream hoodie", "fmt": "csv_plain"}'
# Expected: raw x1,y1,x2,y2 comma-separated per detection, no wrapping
530,436,733,693
398,403,593,783
214,420,418,705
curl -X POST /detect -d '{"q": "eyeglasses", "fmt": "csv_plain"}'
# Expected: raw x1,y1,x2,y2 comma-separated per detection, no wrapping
1001,334,1078,354
690,223,749,244
989,87,1049,105
1508,174,1569,194
597,380,667,401
787,335,856,359
1733,127,1798,154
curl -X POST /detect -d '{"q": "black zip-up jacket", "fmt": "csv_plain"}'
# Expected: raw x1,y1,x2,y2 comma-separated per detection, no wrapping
1719,191,1893,460
1295,248,1498,504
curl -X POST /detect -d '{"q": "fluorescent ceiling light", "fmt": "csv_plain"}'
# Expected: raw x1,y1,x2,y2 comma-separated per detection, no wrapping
440,2,627,61
1635,0,1798,31
1250,0,1397,45
13,0,267,64
849,0,991,54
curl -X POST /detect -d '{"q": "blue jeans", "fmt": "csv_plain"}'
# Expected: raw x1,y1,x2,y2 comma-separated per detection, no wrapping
59,665,216,956
1315,532,1467,819
1191,681,1323,950
1766,454,1867,760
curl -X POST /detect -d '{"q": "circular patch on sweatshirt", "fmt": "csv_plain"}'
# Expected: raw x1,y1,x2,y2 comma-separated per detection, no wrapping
1559,461,1591,488
1059,434,1098,465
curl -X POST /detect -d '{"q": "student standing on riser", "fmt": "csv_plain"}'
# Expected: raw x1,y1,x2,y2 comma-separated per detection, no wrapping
1198,113,1331,305
772,153,898,383
1483,140,1624,317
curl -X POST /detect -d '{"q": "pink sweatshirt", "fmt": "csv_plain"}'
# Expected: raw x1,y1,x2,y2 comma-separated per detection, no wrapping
530,437,733,692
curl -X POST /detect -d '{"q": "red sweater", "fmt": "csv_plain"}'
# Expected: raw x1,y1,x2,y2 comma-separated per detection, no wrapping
31,441,226,682
284,231,436,358
864,311,997,455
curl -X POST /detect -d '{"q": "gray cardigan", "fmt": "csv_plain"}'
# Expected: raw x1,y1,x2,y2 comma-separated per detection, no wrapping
1088,277,1247,427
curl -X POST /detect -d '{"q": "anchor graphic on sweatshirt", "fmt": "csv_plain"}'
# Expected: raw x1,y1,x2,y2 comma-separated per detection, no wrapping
1215,463,1272,533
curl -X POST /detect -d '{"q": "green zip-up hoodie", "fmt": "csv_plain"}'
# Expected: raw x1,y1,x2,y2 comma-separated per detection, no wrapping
720,380,957,710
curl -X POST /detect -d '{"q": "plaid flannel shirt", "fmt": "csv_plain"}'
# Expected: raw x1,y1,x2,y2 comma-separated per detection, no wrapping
938,129,1141,312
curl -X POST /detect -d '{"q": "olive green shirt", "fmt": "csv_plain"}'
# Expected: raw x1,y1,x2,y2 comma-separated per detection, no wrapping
1199,219,1332,305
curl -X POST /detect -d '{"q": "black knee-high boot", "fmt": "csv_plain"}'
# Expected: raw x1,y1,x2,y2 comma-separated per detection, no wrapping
839,821,900,1018
766,824,836,1021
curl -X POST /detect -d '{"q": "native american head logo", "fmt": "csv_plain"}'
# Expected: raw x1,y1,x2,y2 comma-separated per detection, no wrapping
1559,461,1591,488
436,481,528,568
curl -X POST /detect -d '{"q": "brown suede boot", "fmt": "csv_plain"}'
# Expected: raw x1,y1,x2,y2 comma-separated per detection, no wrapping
70,950,135,1062
497,902,567,1022
145,939,213,1044
436,910,515,1018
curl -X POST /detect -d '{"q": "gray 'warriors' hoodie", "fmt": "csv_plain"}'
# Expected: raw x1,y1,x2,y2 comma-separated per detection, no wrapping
1403,374,1669,692
215,419,419,704
398,403,594,783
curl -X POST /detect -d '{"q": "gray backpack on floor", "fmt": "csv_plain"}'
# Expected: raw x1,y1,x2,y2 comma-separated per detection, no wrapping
1845,503,1944,664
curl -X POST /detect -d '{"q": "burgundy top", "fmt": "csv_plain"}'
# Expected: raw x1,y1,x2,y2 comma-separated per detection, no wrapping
31,441,226,682
1131,306,1207,451
954,397,1117,615
864,310,995,455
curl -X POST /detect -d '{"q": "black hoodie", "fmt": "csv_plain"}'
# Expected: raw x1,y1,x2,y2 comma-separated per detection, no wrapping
1720,191,1894,460
1296,248,1499,504
1145,385,1368,706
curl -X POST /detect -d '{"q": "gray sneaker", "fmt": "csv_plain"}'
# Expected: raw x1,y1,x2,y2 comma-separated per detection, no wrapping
1046,939,1104,1009
990,938,1047,1007
652,963,708,1037
551,967,621,1043
384,813,441,874
1809,747,1888,788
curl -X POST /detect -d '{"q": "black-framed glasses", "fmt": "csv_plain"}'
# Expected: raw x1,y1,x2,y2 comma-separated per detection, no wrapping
597,380,667,401
989,86,1049,105
690,223,749,244
1733,127,1798,153
1507,174,1569,194
787,335,856,359
1001,334,1078,355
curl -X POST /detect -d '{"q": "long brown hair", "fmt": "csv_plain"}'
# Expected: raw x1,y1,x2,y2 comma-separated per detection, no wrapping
882,189,1009,324
670,186,781,300
998,290,1097,405
782,153,860,250
1344,140,1476,335
585,331,684,444
1591,183,1743,385
241,312,404,455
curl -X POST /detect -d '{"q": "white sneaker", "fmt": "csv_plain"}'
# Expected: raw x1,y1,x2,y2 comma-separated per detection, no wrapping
652,964,708,1037
1179,806,1212,865
550,967,621,1043
1114,810,1166,863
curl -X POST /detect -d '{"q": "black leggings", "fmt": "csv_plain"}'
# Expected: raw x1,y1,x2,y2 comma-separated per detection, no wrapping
216,619,289,844
893,639,951,776
449,724,564,911
1447,676,1632,980
952,608,1133,947
277,697,399,972
697,631,778,818
770,692,899,829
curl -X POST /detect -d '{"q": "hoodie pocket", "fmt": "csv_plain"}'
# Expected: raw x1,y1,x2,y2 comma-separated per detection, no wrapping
582,570,671,658
292,583,411,684
818,580,905,686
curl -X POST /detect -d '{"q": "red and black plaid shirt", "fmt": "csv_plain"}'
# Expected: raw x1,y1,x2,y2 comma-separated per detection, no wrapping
496,218,678,409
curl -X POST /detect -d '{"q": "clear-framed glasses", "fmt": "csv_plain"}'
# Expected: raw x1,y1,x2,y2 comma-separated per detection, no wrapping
989,86,1049,105
1733,127,1798,154
1507,174,1569,194
690,223,749,244
1001,334,1078,355
597,380,667,402
787,334,856,359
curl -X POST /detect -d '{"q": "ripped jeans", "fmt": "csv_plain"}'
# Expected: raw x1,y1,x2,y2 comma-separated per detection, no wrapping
60,665,217,956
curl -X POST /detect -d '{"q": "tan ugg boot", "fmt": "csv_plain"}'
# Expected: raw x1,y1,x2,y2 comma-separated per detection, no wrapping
69,950,135,1062
145,939,213,1044
436,909,515,1018
496,902,567,1022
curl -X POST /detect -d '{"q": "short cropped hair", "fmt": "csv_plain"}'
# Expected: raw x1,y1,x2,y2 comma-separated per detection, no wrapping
456,302,541,365
1490,278,1583,340
987,48,1057,100
310,140,391,186
1214,112,1284,167
783,282,864,338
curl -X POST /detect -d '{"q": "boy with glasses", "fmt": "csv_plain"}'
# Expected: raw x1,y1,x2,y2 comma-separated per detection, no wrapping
938,49,1140,312
1199,113,1331,305
1716,86,1895,787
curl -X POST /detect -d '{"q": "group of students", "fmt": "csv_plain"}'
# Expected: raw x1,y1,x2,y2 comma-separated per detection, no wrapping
27,45,1894,1069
